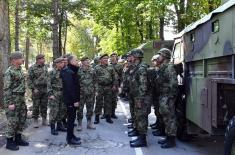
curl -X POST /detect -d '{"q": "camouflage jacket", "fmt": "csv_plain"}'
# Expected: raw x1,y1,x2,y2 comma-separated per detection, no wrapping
110,63,123,82
129,62,148,100
122,64,134,93
78,67,95,95
94,64,118,88
47,68,63,97
3,66,26,106
147,67,159,95
28,63,48,91
156,63,178,97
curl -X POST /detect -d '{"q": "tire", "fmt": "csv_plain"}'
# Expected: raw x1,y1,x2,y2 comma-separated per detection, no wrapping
224,116,235,155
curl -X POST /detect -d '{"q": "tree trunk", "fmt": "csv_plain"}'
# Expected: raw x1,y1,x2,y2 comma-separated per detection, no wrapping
15,0,20,51
63,12,68,55
25,35,29,70
159,17,164,41
52,0,60,59
0,0,10,107
174,0,186,32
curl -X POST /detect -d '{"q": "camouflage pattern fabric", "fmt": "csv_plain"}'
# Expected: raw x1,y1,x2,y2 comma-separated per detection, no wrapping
94,64,118,115
3,66,27,138
28,63,48,119
129,63,148,134
157,63,178,136
47,68,66,124
77,67,95,120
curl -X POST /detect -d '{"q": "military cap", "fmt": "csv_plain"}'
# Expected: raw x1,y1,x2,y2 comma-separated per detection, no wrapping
157,48,171,59
54,57,64,63
131,48,144,58
62,54,71,58
36,54,45,60
151,54,160,61
110,52,118,57
81,56,89,61
99,54,109,60
10,52,23,60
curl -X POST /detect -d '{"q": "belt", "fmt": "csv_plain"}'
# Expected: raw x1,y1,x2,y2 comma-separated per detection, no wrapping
12,92,25,95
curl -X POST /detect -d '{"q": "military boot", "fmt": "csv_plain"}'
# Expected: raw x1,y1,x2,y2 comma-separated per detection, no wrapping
111,109,118,119
158,137,167,144
161,136,176,149
77,119,82,131
87,119,96,129
57,122,67,132
42,118,48,126
94,115,100,124
128,118,133,123
127,123,134,129
128,128,139,137
50,123,58,135
152,126,166,136
15,134,29,146
106,115,113,124
6,138,19,151
130,134,147,147
33,119,39,128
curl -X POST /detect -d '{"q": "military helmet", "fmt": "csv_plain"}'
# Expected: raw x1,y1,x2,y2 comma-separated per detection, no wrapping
157,48,171,59
131,48,144,58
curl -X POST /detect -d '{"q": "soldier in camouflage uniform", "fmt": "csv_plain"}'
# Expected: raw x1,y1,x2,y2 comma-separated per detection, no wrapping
77,57,96,131
47,58,66,135
3,52,29,151
155,48,178,148
93,54,118,124
28,54,48,128
128,49,148,148
109,52,123,119
149,55,166,136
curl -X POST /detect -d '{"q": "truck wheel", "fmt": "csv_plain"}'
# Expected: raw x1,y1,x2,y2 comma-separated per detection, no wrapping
224,116,235,155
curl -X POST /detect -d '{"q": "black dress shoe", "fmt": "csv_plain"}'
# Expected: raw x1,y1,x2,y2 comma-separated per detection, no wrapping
67,138,81,145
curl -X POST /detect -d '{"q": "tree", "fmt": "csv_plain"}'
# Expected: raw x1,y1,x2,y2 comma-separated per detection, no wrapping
0,0,10,107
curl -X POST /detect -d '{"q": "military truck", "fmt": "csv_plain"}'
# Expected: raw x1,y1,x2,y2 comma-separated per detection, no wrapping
171,0,235,154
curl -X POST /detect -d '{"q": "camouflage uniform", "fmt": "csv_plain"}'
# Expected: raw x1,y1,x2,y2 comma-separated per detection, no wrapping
129,63,148,135
3,66,27,138
110,63,123,115
77,67,95,120
157,63,178,136
94,64,118,116
28,63,48,120
47,68,65,124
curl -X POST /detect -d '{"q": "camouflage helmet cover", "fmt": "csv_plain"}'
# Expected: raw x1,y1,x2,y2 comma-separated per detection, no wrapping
131,48,144,58
157,48,171,59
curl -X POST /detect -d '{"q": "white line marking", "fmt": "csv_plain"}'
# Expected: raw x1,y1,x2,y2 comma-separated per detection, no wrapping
119,100,144,155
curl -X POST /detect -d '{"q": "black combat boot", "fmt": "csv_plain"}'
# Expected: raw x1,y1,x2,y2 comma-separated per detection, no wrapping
161,136,176,149
15,134,29,146
128,118,133,123
158,137,167,144
57,122,67,132
128,128,139,137
106,115,113,124
51,123,58,135
127,123,134,129
152,126,166,136
6,137,19,151
111,109,118,119
130,134,147,147
94,115,100,124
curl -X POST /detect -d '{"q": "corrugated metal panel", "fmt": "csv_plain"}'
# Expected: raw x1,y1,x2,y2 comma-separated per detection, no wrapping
174,0,235,38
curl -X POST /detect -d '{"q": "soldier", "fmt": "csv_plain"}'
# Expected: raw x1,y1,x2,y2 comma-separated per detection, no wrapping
155,48,178,148
3,52,29,151
77,56,96,131
109,52,123,119
128,49,148,148
149,55,166,136
28,54,48,128
47,58,66,136
93,54,118,124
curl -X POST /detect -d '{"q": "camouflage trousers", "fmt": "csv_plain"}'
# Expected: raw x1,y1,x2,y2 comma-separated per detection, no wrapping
48,94,66,124
128,94,136,127
134,96,149,135
5,95,27,138
111,90,118,113
152,95,164,125
32,91,48,119
95,86,112,115
77,93,95,120
159,95,177,136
